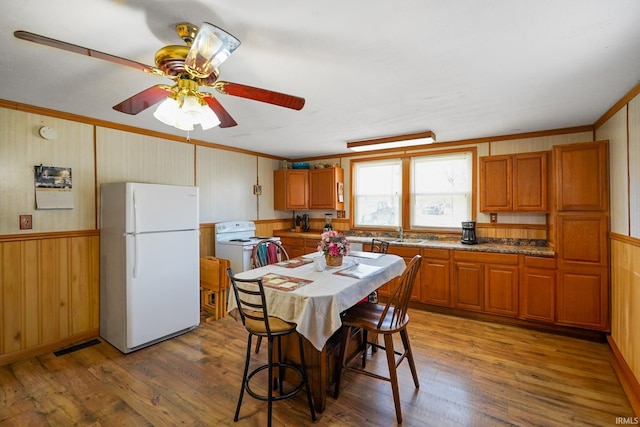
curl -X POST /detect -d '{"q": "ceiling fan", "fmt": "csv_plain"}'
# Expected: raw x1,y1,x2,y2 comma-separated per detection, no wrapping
13,22,305,130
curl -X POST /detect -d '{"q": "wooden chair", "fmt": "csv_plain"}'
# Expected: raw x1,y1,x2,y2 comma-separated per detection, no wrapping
227,268,316,427
369,238,390,254
199,257,231,321
251,239,289,268
334,255,422,424
251,239,289,353
365,238,389,305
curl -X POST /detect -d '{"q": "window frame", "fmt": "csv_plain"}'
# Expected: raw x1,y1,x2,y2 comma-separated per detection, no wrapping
350,147,477,232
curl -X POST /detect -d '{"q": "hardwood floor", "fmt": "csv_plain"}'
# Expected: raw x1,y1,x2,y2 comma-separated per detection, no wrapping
0,310,634,426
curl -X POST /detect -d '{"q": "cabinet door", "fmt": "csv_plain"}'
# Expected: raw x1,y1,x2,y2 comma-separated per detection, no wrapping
556,267,608,330
480,155,512,212
421,258,451,306
484,264,519,317
554,141,608,211
513,152,548,212
556,213,608,269
309,168,344,210
387,246,421,301
286,170,309,209
520,267,555,323
453,261,484,311
279,236,305,259
274,170,308,210
304,238,320,254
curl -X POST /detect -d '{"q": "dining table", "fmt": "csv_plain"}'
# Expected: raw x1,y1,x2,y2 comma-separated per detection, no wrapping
227,251,406,412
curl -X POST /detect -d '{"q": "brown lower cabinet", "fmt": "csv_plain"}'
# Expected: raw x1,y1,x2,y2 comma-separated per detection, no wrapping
452,251,519,316
453,261,484,311
421,249,451,306
379,245,421,301
276,235,608,332
520,256,556,323
279,236,319,259
556,266,609,330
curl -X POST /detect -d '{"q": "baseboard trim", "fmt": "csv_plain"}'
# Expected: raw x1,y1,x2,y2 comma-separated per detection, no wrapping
0,329,99,366
607,335,640,416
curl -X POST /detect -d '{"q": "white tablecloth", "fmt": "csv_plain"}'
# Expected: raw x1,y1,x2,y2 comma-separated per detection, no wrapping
227,252,406,350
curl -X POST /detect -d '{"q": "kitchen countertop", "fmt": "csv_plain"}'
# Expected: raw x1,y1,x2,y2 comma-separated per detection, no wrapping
273,230,555,258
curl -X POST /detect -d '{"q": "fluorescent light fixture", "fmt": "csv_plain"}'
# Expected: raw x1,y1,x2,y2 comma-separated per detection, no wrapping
347,131,436,152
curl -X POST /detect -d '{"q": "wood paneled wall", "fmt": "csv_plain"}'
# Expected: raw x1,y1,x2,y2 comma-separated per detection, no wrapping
595,85,640,411
610,236,640,409
0,233,99,365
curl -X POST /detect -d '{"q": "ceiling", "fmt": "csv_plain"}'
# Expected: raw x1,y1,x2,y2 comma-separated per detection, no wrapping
2,1,640,159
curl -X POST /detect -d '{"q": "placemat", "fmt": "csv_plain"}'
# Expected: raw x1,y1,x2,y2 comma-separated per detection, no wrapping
261,273,313,291
275,257,314,268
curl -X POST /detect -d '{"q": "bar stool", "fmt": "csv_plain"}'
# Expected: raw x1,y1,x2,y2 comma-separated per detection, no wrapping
251,239,290,353
227,268,316,427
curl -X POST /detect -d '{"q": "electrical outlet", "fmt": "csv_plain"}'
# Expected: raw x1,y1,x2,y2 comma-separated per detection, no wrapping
253,185,262,195
20,215,32,230
490,213,497,223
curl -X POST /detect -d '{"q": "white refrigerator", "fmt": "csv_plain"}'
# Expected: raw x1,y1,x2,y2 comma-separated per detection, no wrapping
99,182,200,353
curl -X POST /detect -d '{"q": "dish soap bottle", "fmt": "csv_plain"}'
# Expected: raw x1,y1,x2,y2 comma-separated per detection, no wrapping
323,213,333,232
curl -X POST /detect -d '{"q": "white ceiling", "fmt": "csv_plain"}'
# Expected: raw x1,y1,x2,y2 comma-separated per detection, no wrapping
2,0,640,159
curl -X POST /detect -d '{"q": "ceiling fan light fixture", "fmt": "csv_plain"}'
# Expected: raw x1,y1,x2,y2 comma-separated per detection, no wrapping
153,92,221,131
347,131,436,152
199,104,221,130
184,22,240,78
153,96,181,126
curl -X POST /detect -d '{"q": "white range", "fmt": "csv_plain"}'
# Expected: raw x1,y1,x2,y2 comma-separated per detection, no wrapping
214,221,280,273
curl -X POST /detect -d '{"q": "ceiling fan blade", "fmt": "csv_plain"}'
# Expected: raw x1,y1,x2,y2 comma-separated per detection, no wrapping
14,30,161,74
113,85,173,115
214,82,305,110
202,94,238,128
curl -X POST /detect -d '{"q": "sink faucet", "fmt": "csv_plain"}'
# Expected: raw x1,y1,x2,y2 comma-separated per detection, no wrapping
397,226,404,240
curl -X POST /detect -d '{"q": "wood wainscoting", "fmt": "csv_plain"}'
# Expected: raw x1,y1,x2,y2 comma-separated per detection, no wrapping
610,233,640,415
0,231,100,366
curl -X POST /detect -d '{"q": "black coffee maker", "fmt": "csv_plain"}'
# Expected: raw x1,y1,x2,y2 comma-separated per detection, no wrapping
461,221,478,245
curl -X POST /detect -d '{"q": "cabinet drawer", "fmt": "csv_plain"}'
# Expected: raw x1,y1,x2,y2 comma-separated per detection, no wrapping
422,248,450,260
388,246,421,257
453,251,519,265
524,256,556,269
280,236,304,246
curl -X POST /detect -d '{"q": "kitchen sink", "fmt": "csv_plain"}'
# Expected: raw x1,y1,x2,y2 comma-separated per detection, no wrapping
390,238,426,244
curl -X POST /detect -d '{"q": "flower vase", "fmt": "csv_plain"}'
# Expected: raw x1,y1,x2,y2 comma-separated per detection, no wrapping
325,254,343,267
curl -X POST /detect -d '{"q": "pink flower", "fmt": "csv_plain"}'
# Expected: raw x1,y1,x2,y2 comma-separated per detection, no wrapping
318,231,350,256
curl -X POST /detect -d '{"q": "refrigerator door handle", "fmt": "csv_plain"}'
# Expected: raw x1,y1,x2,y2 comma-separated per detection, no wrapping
132,189,139,234
132,189,139,278
133,233,139,278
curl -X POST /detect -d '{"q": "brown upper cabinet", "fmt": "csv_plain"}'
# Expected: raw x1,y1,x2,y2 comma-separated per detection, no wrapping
553,141,608,211
274,169,309,210
309,168,344,210
480,151,548,212
274,167,345,211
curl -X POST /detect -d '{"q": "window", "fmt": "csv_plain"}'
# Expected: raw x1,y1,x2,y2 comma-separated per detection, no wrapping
352,149,474,230
353,159,402,228
411,151,473,228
